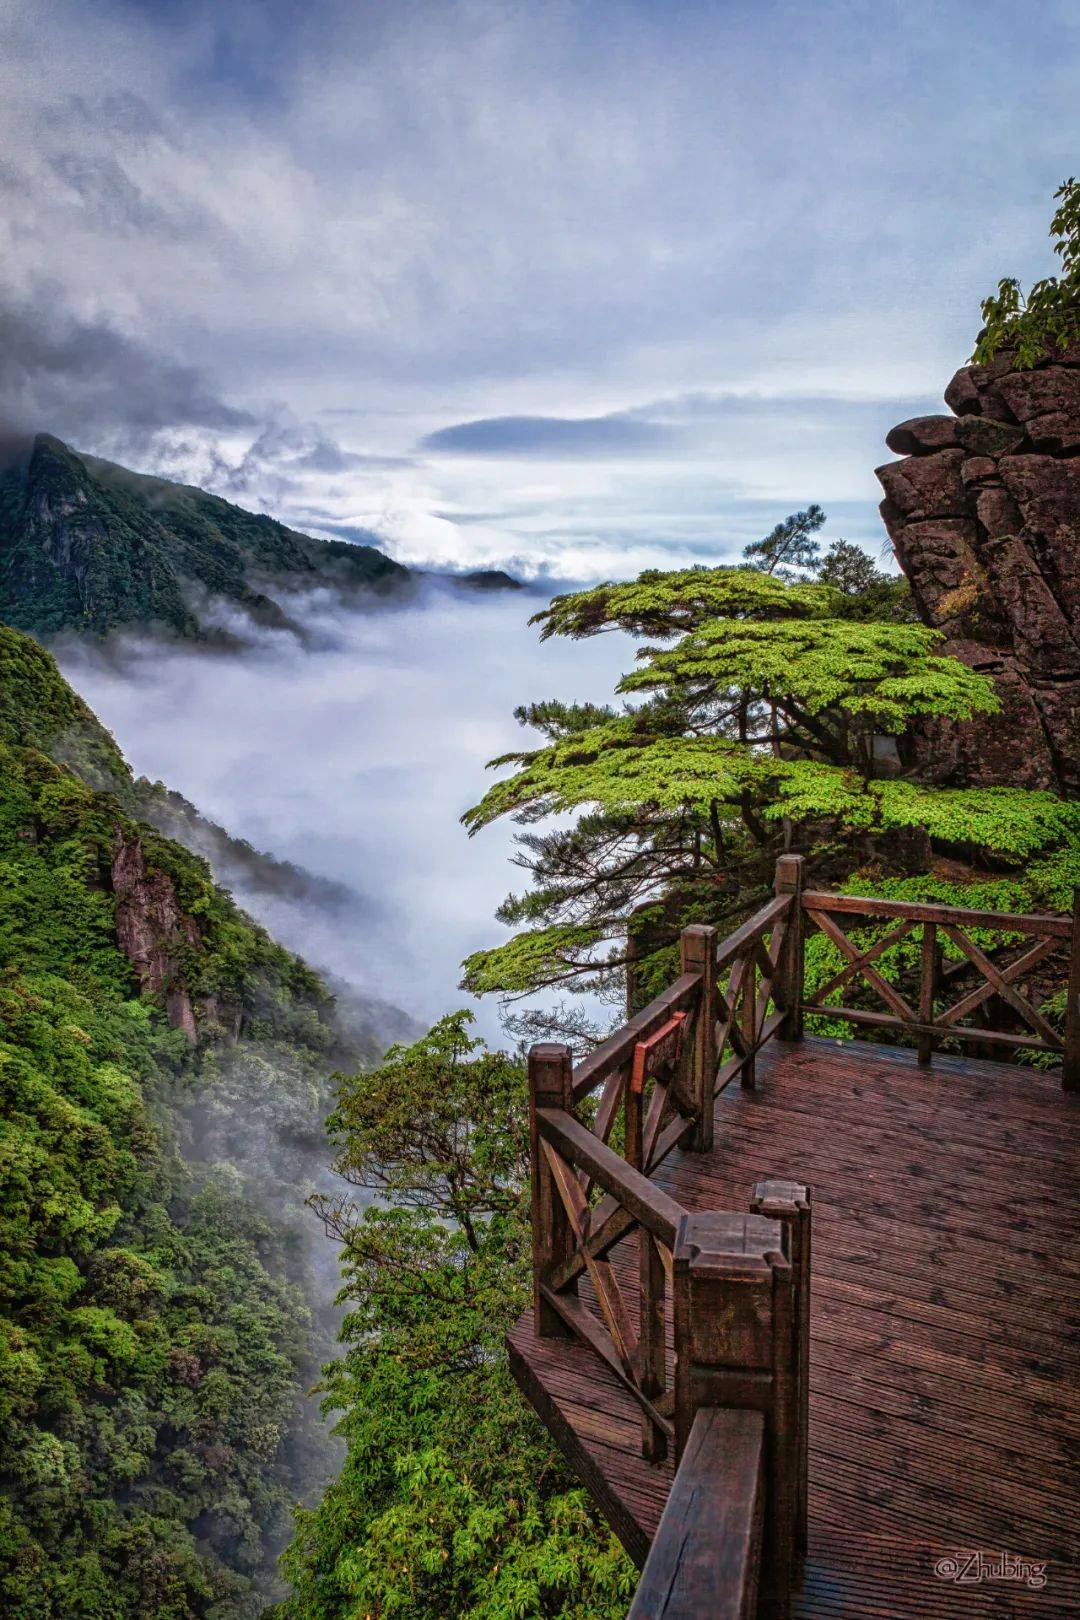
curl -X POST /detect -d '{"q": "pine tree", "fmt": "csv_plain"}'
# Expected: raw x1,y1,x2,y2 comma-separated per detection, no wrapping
460,530,1078,1034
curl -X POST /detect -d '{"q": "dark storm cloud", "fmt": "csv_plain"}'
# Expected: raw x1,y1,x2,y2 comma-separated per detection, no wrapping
0,299,255,443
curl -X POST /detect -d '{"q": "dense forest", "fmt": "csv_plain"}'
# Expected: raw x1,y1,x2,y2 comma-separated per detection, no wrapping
0,625,387,1615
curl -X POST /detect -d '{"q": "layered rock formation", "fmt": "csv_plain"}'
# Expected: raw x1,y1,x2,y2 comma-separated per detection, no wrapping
876,348,1080,795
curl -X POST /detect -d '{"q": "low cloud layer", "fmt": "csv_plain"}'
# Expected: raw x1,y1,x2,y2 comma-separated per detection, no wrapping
422,412,675,457
54,584,633,1044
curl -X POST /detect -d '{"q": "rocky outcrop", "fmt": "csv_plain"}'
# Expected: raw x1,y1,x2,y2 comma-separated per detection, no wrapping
877,346,1080,794
111,827,200,1040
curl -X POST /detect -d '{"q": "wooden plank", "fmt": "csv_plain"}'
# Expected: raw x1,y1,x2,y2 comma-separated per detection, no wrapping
741,950,757,1089
799,1003,1057,1051
800,890,1071,938
536,1107,686,1245
917,920,937,1066
681,925,716,1151
627,1408,764,1620
638,1229,667,1462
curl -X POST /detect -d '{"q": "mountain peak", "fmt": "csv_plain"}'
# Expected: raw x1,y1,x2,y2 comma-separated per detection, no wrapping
0,435,410,639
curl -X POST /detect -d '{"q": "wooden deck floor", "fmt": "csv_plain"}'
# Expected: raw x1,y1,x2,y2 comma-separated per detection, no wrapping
508,1037,1080,1617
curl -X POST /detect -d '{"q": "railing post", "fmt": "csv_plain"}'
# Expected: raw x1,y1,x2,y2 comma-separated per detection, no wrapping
527,1044,576,1336
673,1211,799,1618
917,921,939,1066
751,1180,812,1562
741,953,757,1089
1065,885,1080,1092
773,855,805,1041
681,924,717,1152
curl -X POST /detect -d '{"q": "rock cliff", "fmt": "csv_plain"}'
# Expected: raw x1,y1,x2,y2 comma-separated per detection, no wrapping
111,826,200,1039
876,347,1080,795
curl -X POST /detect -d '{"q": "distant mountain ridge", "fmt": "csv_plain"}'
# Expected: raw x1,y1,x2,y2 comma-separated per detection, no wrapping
0,432,410,638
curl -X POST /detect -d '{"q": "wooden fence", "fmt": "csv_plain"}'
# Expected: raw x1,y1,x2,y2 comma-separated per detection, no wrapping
525,858,1078,1616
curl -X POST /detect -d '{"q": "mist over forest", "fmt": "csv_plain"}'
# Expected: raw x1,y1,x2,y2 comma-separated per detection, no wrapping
54,581,633,1044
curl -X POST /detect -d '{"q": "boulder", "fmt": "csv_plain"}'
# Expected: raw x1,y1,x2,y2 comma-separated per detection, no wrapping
885,415,958,455
943,366,981,416
997,365,1080,428
954,416,1026,457
875,450,969,521
960,456,999,487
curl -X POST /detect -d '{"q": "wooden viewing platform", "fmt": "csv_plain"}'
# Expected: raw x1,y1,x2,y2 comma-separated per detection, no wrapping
510,859,1079,1618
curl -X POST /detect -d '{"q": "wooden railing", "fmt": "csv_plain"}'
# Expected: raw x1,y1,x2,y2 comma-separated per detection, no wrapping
525,858,1077,1616
797,878,1078,1083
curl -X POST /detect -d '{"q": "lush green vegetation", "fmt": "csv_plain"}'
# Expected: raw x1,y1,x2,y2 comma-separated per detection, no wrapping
0,435,408,640
975,178,1080,365
458,522,1077,1039
274,1014,633,1620
0,624,351,1615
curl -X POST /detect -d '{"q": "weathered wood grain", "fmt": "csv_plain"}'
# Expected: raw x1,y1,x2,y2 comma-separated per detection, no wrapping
627,1408,764,1620
510,1036,1079,1618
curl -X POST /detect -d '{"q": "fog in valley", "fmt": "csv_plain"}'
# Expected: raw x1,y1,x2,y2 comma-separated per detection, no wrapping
56,581,633,1047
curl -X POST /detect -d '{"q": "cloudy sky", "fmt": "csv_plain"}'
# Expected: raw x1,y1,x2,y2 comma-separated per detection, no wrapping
2,0,1076,579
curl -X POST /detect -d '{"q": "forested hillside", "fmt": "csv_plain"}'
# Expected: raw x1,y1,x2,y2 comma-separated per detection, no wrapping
0,625,372,1615
0,435,409,640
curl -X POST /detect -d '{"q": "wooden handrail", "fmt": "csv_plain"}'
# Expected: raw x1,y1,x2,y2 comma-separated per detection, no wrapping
536,1107,686,1247
628,1408,765,1620
571,972,702,1105
714,894,792,971
801,889,1071,938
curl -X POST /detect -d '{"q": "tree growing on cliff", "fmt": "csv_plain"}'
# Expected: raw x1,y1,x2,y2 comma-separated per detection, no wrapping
278,1013,633,1620
976,177,1080,366
459,532,1077,1029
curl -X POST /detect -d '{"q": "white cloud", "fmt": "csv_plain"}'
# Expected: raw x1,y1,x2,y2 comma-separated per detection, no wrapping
1,0,1077,574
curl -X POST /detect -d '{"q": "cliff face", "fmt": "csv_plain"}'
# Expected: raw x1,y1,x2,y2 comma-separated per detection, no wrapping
876,348,1080,796
111,827,201,1040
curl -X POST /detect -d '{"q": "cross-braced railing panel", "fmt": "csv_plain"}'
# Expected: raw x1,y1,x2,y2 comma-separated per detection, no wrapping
533,1100,686,1459
531,1003,695,1460
799,888,1076,1069
710,893,794,1096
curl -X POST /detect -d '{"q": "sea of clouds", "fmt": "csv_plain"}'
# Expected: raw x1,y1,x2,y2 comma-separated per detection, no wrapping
56,581,634,1046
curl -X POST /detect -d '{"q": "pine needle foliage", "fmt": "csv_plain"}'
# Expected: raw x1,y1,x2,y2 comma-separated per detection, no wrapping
461,538,1075,1015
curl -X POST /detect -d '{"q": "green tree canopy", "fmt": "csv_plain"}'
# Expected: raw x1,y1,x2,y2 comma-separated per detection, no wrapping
278,1014,633,1620
975,177,1080,366
460,530,1074,1023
